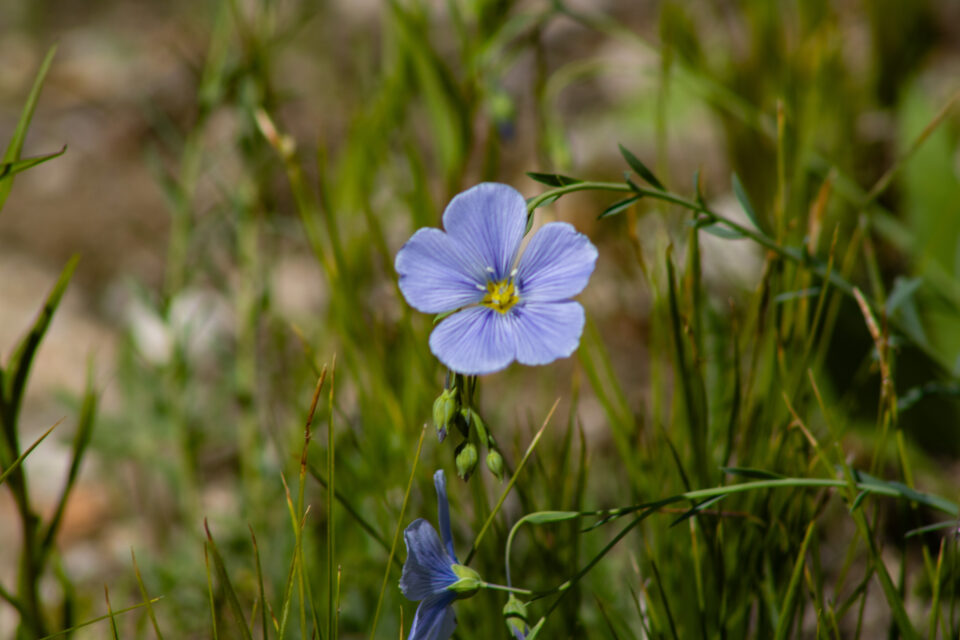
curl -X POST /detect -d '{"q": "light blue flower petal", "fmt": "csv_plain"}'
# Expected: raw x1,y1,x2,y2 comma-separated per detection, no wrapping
512,301,586,366
409,592,457,640
430,306,516,375
400,519,458,600
442,183,527,281
433,470,457,562
516,222,598,302
396,228,486,314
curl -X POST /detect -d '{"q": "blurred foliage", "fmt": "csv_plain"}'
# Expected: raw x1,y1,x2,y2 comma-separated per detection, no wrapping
1,0,960,638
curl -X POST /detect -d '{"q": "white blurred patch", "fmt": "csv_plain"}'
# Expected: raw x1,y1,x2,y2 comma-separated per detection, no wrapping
121,286,233,367
698,194,764,293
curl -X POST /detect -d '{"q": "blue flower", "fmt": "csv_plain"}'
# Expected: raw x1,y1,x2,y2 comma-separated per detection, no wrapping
395,183,598,375
400,470,481,640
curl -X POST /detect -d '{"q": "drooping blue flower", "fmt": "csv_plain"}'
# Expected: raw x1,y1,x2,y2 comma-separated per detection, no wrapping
395,183,598,375
400,470,482,640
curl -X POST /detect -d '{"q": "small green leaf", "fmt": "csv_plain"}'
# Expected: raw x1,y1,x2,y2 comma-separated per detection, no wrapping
850,490,869,511
731,173,762,232
885,276,923,315
598,195,641,219
699,222,747,240
905,520,958,538
525,171,582,187
618,143,665,190
0,146,66,181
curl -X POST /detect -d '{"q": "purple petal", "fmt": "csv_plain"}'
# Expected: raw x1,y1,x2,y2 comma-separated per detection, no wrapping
516,222,598,302
400,519,457,600
409,592,457,640
433,470,457,562
396,228,486,314
442,183,527,281
512,301,586,366
429,306,516,375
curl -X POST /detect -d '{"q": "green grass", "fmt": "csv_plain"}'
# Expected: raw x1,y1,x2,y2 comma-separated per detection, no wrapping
2,0,960,637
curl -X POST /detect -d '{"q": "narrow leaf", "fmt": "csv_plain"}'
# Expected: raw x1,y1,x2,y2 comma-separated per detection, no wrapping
524,511,581,524
204,521,254,640
0,419,61,486
773,521,816,640
731,173,762,232
525,171,582,187
4,255,80,428
598,195,641,220
0,146,66,181
0,45,58,211
699,222,747,240
618,144,665,190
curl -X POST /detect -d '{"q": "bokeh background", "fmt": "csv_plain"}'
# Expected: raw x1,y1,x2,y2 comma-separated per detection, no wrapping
2,0,960,638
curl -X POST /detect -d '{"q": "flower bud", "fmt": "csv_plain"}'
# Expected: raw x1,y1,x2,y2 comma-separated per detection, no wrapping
455,442,479,480
486,449,504,481
432,387,457,442
503,594,529,638
447,563,483,597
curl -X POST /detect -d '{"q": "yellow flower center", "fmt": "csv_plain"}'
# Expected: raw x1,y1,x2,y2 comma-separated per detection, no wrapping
482,279,519,313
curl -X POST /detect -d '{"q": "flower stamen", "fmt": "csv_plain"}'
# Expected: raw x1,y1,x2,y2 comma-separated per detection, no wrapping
482,279,519,313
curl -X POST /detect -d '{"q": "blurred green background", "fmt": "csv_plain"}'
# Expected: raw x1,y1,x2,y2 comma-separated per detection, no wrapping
1,0,960,638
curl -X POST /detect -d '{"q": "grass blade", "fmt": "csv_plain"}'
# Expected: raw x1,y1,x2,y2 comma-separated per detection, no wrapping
0,45,57,211
0,419,61,486
369,425,428,639
204,520,254,640
2,255,80,432
774,521,816,640
130,549,164,640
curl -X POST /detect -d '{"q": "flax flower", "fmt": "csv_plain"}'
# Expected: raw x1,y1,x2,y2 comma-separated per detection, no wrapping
395,183,597,375
400,470,481,640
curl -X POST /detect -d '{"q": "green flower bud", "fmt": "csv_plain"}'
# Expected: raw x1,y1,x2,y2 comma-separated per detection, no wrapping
503,594,529,638
432,387,458,442
447,563,483,597
486,449,504,481
455,442,479,480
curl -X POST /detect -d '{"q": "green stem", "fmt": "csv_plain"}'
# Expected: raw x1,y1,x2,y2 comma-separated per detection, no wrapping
481,582,535,596
504,475,957,607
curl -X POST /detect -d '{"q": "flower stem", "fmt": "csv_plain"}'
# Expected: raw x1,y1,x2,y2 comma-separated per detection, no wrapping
481,582,535,596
